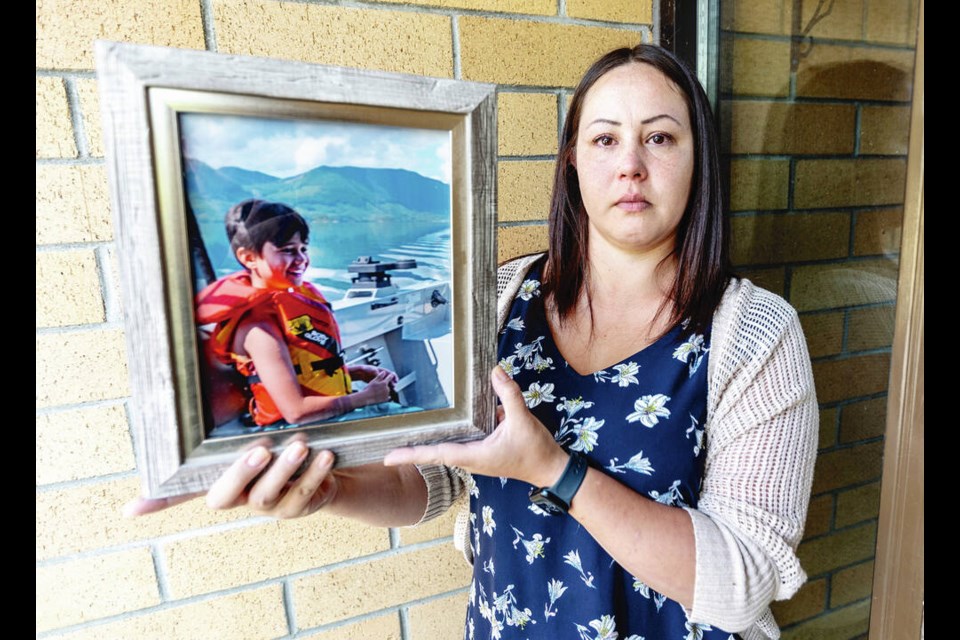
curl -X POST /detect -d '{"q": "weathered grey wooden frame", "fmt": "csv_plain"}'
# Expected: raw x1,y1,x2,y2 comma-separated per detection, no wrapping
95,41,498,498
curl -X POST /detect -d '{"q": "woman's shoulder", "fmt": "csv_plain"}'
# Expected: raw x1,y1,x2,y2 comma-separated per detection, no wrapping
496,253,546,297
713,277,805,357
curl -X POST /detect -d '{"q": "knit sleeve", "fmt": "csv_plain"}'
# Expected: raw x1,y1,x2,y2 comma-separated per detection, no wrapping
411,464,468,525
685,281,819,633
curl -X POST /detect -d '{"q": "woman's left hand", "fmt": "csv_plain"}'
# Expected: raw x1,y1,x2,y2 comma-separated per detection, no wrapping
384,366,569,488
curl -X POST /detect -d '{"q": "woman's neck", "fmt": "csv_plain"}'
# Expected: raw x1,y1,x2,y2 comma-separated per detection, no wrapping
584,238,676,307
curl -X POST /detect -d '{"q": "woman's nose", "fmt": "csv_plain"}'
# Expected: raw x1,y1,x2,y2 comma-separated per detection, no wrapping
618,145,647,179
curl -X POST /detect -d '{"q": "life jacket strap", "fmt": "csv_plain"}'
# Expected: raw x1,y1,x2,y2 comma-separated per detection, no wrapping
246,354,345,385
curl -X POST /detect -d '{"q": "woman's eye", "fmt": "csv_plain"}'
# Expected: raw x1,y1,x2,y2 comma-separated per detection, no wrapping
594,135,615,147
648,133,670,145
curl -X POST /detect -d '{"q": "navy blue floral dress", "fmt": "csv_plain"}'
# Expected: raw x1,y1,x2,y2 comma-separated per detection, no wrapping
464,261,734,640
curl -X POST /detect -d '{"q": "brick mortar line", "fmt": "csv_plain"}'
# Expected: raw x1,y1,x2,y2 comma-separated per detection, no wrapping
34,320,127,335
36,69,97,78
34,580,297,639
498,155,557,162
36,241,116,253
63,78,89,158
294,586,470,638
34,397,129,417
97,244,123,324
201,0,218,51
496,220,548,228
727,152,908,161
283,580,299,636
809,345,893,362
719,30,918,52
38,543,469,635
35,156,105,166
813,392,890,413
38,519,457,575
290,0,650,30
451,15,462,80
778,598,872,633
399,603,412,640
729,204,902,216
720,94,913,106
732,254,903,270
799,519,881,549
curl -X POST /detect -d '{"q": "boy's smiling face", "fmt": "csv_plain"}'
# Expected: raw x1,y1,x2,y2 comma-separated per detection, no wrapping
238,231,310,289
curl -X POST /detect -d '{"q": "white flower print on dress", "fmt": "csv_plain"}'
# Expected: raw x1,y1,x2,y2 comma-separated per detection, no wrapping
556,396,594,417
531,353,555,372
575,614,618,640
544,578,567,621
506,316,525,331
481,505,496,536
610,361,641,387
555,398,603,453
684,620,713,640
569,416,605,453
511,526,551,564
673,332,708,376
523,381,556,408
483,558,495,576
626,393,671,427
517,279,540,300
563,549,596,588
498,355,520,379
606,450,655,476
649,479,688,507
466,474,480,498
631,576,666,612
506,605,535,629
685,413,705,457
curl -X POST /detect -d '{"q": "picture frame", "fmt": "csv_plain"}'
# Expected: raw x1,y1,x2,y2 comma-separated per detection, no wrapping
94,41,498,498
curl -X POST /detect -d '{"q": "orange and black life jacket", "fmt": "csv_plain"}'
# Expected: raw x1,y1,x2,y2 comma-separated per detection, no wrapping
196,271,352,426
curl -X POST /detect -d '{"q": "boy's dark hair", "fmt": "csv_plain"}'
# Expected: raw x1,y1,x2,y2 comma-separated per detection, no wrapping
226,199,310,260
544,44,731,337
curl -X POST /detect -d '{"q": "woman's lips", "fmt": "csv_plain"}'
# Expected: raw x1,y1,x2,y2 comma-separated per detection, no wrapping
616,194,649,212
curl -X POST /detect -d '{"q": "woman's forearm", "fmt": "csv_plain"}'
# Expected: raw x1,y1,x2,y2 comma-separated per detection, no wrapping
325,462,428,527
567,466,696,608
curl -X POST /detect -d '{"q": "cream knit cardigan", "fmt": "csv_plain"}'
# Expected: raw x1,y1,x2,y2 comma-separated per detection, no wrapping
415,254,818,640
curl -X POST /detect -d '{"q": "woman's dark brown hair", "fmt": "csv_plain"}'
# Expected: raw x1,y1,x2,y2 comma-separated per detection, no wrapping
543,44,731,337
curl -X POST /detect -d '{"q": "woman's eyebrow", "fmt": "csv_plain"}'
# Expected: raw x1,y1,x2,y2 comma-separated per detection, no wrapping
585,114,683,127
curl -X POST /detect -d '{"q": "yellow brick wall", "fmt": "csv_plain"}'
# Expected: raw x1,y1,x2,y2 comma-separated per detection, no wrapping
35,1,649,637
722,0,919,637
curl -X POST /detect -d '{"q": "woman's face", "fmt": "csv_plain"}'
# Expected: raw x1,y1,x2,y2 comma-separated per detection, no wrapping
573,62,694,258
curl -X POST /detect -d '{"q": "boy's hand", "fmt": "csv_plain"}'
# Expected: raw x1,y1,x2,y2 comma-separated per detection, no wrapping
356,370,395,405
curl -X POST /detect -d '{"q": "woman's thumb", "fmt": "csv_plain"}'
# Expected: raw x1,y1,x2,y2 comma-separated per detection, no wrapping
490,366,527,415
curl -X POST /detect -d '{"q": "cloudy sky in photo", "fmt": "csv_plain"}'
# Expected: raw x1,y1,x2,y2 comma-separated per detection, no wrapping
179,112,452,184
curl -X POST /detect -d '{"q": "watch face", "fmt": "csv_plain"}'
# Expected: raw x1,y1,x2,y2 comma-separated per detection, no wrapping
529,488,566,515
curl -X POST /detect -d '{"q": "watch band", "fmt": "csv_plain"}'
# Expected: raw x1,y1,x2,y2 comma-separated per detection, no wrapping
528,451,589,515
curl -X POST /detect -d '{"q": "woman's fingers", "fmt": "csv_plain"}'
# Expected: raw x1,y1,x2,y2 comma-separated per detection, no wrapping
490,366,528,416
206,445,272,509
123,493,201,517
274,450,337,519
246,441,309,511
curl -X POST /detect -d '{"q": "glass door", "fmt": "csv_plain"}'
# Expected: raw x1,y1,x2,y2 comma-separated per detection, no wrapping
671,0,924,637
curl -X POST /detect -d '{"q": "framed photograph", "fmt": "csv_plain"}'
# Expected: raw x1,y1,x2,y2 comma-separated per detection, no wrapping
95,41,498,498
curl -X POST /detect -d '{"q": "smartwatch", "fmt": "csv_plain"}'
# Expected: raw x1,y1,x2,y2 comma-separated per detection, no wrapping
528,452,588,515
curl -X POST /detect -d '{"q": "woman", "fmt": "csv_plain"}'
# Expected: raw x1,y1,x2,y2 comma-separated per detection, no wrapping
129,44,817,640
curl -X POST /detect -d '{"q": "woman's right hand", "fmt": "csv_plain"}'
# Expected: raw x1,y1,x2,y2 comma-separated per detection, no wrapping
123,440,340,520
